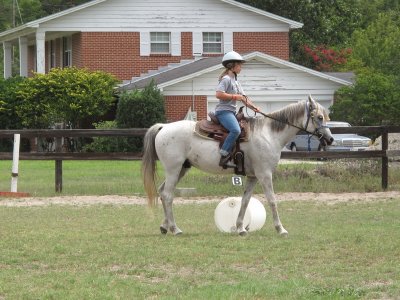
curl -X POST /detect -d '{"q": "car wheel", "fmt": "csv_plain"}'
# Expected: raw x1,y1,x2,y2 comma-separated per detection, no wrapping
290,144,297,152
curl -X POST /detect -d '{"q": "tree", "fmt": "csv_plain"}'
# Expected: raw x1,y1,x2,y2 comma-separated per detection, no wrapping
239,0,362,65
351,12,400,76
301,44,352,71
330,69,400,126
333,11,400,127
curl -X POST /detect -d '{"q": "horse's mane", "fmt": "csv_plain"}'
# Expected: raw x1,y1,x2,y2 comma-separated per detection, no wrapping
268,101,306,132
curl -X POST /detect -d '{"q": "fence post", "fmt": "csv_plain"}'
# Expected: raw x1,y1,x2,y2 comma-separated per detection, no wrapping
55,123,63,192
381,128,389,190
11,134,20,192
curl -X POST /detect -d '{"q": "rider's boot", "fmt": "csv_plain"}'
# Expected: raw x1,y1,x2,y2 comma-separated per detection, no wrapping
219,155,236,169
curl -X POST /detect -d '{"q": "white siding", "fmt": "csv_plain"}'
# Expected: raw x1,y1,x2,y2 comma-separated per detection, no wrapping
39,0,290,32
162,60,343,113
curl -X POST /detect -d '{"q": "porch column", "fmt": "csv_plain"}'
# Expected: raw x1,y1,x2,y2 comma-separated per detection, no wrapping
3,41,12,78
36,31,46,74
19,37,28,77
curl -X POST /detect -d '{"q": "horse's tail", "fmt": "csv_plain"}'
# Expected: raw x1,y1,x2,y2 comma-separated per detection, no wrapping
141,123,163,207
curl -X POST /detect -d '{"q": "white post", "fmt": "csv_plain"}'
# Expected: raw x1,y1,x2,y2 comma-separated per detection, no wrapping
3,41,12,79
11,134,20,192
36,31,46,74
19,37,28,77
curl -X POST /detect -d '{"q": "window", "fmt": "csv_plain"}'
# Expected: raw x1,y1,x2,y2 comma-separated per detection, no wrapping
62,36,72,67
150,32,170,54
203,32,223,54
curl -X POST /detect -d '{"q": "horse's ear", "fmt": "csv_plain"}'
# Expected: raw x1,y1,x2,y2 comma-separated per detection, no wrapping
308,94,316,104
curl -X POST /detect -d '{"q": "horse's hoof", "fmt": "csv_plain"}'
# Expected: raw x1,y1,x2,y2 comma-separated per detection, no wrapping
239,230,248,236
279,229,289,237
160,226,168,234
171,226,183,236
173,229,183,236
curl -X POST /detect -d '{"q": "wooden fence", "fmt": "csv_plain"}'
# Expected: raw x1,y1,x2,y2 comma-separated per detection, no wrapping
0,126,399,192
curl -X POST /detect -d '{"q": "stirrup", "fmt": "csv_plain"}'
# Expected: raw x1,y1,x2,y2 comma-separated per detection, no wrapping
234,151,245,175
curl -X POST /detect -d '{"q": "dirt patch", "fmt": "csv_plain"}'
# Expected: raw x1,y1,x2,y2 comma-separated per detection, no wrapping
0,191,399,207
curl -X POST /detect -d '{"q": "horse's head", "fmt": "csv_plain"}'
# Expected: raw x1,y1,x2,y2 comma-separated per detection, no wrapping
304,95,334,147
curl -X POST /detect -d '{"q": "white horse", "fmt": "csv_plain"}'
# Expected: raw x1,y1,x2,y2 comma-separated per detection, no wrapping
142,95,333,236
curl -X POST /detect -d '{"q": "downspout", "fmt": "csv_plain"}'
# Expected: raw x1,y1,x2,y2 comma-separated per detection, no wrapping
191,79,195,111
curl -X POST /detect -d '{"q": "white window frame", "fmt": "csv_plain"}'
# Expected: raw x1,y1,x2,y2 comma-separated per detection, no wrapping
202,32,223,54
150,32,171,54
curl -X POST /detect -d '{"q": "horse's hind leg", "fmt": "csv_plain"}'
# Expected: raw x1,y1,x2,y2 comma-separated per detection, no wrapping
159,166,190,235
158,181,168,234
236,176,258,236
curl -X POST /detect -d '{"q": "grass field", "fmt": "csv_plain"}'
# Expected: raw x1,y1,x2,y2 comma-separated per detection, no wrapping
0,199,399,299
0,159,399,196
0,159,399,299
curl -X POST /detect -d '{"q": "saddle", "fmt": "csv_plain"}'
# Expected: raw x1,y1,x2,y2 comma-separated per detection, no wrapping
195,107,248,175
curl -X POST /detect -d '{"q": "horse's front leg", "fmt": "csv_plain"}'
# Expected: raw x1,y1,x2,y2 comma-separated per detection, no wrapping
259,172,288,236
236,176,258,236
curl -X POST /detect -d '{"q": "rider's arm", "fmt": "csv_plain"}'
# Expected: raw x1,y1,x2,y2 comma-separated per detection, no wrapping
216,91,245,102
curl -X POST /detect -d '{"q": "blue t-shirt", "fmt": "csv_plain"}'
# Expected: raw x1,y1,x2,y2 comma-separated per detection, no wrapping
215,75,243,113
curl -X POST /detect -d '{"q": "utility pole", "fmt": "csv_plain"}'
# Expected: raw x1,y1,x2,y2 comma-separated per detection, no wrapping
12,0,24,27
13,0,16,27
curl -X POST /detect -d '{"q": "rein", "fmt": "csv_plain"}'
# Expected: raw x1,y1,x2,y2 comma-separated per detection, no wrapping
242,97,323,138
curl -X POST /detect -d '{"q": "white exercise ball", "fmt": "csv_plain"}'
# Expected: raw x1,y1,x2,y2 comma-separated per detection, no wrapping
214,197,266,233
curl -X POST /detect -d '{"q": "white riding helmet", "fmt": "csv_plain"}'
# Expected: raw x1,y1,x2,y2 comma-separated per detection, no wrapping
222,51,245,68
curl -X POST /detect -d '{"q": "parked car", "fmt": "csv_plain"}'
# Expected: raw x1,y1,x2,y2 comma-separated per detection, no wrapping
285,121,372,151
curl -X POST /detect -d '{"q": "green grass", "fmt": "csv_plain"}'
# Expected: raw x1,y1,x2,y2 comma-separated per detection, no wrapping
0,159,398,196
0,199,399,299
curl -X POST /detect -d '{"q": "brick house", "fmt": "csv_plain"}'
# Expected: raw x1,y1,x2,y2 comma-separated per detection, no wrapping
0,0,351,121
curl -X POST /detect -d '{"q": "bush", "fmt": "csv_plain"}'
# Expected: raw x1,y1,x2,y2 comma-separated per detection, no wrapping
15,67,118,129
115,80,166,151
0,76,30,151
116,80,166,128
0,76,25,129
82,120,131,153
83,81,167,152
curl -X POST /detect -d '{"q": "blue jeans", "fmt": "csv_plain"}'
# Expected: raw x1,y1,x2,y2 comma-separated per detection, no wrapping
215,110,241,156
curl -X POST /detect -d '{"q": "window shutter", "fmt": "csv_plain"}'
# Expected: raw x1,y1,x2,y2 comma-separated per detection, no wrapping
171,32,181,56
223,31,233,53
140,32,150,56
192,31,202,56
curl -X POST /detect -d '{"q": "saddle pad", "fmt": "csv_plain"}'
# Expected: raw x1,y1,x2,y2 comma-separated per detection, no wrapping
194,119,249,142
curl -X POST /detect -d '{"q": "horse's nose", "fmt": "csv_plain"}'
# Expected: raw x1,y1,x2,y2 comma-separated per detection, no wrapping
328,137,334,145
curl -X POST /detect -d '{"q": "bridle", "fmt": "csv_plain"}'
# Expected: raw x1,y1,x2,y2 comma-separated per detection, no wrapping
242,96,329,143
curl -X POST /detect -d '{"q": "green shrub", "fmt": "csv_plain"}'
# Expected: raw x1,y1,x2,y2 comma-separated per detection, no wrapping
116,80,166,128
15,67,118,129
82,120,131,152
0,76,29,151
115,80,166,151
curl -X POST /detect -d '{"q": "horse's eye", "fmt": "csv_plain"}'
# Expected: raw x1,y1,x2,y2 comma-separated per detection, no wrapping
318,115,323,120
